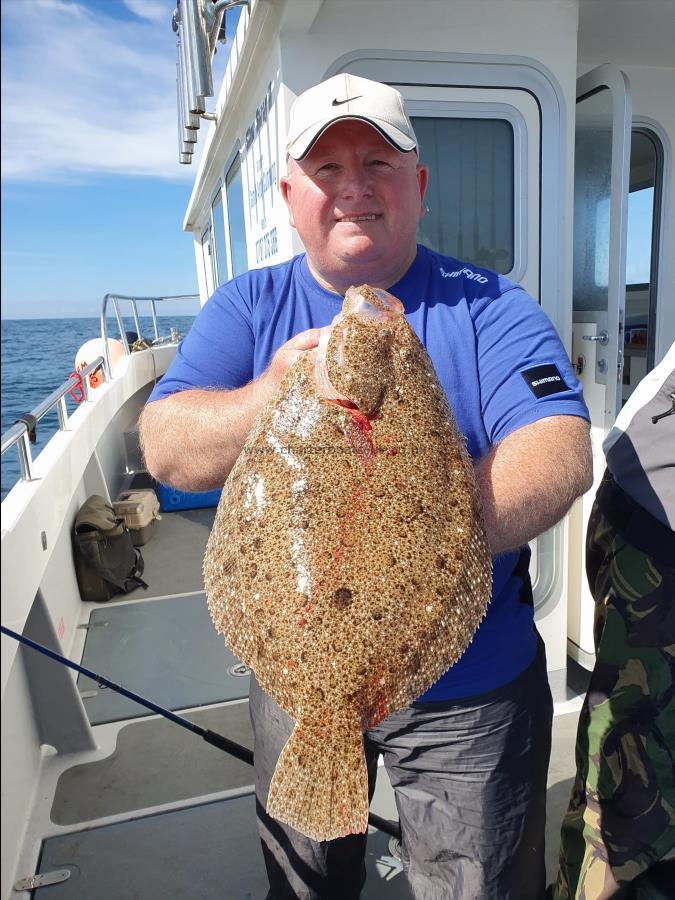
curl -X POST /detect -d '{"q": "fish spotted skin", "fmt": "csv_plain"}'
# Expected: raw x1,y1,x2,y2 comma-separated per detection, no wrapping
203,285,492,840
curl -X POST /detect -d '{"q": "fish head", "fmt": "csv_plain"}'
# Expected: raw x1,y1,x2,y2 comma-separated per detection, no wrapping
315,285,405,417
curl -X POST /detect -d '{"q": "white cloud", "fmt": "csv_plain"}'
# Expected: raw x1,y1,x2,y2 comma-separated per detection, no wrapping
122,0,169,25
1,0,212,182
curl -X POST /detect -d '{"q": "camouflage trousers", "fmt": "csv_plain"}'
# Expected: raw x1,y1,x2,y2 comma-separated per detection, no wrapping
552,482,675,899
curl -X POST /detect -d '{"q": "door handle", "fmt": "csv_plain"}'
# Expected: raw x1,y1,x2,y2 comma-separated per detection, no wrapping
582,330,609,346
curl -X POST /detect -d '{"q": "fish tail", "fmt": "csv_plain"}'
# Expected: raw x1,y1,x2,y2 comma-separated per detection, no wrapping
266,714,369,842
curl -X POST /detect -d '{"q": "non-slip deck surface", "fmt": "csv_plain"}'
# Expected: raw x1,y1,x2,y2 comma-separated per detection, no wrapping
52,702,254,825
37,796,408,899
77,594,249,724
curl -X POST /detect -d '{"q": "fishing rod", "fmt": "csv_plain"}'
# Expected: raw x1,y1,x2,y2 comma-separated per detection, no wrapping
1,625,401,841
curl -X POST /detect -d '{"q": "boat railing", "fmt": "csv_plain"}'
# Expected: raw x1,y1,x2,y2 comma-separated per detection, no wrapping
101,292,198,378
1,293,199,484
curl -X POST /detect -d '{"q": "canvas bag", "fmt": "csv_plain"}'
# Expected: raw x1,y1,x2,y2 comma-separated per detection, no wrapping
73,495,148,602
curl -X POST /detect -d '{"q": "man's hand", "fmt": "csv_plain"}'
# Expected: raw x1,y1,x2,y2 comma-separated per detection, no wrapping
139,327,326,492
258,327,327,401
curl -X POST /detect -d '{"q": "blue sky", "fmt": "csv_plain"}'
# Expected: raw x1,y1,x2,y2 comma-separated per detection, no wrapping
1,0,653,320
1,0,238,319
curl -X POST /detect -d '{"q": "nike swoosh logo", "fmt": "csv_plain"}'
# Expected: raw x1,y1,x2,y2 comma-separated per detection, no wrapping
332,96,362,106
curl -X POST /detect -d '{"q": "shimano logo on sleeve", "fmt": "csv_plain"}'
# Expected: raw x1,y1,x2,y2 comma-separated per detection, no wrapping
440,266,489,285
521,364,569,398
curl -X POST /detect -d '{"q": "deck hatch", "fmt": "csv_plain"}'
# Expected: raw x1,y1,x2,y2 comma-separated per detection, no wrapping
77,593,249,724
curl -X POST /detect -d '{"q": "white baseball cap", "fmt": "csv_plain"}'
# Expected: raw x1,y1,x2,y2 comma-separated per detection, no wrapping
286,73,418,160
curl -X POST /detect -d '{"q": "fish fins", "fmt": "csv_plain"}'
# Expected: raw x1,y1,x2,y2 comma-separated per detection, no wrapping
266,716,369,841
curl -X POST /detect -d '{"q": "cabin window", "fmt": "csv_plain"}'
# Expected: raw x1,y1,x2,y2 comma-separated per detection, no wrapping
573,85,613,314
413,117,514,274
623,128,663,400
211,190,228,286
225,154,249,277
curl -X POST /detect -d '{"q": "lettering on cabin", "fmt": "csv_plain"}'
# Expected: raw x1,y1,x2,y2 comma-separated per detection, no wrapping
249,160,277,209
245,81,274,152
256,226,278,263
241,80,281,265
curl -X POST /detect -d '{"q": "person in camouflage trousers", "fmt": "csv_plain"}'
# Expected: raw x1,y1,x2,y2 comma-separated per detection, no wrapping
551,474,675,900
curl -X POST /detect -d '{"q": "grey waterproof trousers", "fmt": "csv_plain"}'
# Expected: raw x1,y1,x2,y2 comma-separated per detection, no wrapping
249,638,553,900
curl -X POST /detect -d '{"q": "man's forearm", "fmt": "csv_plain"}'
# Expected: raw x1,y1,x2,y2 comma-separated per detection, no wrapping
475,415,593,555
139,380,275,491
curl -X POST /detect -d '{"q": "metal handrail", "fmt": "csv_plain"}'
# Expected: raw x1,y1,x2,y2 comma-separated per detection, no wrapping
1,293,199,485
100,293,198,379
1,359,105,482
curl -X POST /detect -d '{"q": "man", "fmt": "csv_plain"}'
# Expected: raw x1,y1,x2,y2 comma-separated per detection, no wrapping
140,73,593,899
551,343,675,900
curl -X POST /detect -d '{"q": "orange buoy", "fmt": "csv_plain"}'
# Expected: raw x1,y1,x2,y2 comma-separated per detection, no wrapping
75,338,125,389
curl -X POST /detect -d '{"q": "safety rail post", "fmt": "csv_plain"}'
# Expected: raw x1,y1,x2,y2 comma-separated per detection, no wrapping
131,300,143,345
150,300,160,342
80,370,91,402
56,395,69,431
17,431,34,481
112,298,127,366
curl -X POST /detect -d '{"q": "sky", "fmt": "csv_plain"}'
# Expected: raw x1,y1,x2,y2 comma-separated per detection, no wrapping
1,0,653,321
1,0,238,319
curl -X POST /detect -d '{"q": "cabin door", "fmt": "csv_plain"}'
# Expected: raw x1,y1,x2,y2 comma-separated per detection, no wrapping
568,65,632,664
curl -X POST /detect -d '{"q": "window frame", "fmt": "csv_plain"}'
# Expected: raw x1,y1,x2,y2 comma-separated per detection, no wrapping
408,99,531,281
627,125,665,371
224,150,250,279
209,182,230,285
199,223,216,297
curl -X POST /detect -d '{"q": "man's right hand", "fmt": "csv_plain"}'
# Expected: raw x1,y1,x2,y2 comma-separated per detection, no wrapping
258,327,327,396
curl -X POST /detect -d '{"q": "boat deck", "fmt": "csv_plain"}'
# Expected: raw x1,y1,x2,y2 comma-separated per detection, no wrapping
23,492,589,898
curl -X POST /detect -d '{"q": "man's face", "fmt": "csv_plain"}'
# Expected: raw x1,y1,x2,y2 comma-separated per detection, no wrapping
280,120,428,294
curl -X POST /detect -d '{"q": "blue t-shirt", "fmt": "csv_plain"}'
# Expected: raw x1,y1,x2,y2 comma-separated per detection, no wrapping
149,245,589,701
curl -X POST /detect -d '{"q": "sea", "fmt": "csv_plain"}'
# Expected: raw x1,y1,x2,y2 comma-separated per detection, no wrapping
1,316,195,502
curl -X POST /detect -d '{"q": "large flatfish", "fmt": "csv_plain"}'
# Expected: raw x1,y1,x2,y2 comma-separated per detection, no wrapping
203,285,492,841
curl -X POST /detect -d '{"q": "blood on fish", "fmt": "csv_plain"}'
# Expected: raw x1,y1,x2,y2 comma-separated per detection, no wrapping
303,478,366,612
331,399,377,460
350,410,372,434
374,693,387,721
